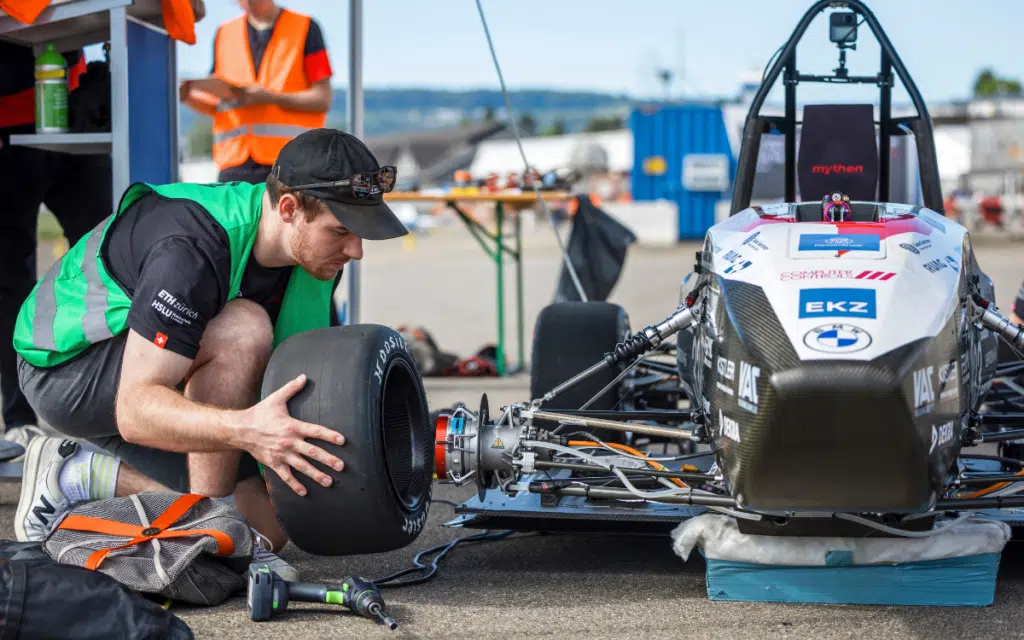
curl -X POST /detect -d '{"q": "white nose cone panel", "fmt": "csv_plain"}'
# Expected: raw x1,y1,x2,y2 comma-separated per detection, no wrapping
709,206,965,361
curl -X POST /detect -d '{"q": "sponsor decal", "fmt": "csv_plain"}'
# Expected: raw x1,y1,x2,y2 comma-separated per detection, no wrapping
715,357,735,396
938,361,957,384
737,362,760,414
914,366,935,416
719,409,741,443
780,270,895,281
702,335,713,368
723,260,753,275
929,420,954,454
855,271,896,280
491,437,505,449
803,323,873,353
938,361,958,400
945,256,960,272
898,238,932,255
811,164,864,175
798,234,880,252
781,269,855,281
722,250,742,263
799,288,876,319
716,357,735,381
153,332,168,349
923,258,947,273
742,231,768,250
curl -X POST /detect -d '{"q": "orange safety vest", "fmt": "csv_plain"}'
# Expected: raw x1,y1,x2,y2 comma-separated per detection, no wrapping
211,8,326,170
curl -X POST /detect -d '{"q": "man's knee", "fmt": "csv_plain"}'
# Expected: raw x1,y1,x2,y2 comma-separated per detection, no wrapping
198,299,274,368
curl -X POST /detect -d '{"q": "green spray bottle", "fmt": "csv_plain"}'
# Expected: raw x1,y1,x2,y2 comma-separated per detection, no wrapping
35,43,68,133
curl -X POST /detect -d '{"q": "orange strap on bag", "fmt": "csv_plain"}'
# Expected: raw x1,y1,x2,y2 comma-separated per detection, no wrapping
55,493,235,571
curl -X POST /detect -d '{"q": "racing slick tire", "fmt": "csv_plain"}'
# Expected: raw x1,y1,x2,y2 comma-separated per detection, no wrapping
530,301,631,441
259,325,432,556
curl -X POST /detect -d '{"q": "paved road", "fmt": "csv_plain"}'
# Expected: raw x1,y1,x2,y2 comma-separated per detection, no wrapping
5,226,1024,639
4,478,1024,640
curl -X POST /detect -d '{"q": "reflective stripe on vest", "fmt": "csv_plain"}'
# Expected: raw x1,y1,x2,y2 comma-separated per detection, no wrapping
81,225,115,343
32,270,58,353
214,124,313,144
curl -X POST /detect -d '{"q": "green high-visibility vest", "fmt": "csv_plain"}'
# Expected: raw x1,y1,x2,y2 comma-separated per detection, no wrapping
13,180,335,368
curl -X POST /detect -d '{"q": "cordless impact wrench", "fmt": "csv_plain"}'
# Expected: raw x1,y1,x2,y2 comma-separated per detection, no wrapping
247,566,398,630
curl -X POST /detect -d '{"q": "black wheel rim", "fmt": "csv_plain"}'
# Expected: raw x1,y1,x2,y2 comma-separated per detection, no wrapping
380,357,429,512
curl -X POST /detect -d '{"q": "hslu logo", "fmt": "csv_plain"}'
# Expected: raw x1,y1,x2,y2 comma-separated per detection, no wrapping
914,366,935,414
738,361,760,414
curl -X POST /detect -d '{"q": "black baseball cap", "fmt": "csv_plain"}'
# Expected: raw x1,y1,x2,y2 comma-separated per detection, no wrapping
271,128,408,240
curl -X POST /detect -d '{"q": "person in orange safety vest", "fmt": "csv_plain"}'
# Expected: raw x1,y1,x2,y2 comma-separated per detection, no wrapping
180,0,333,184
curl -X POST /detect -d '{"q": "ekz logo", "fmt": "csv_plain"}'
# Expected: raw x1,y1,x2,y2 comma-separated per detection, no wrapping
799,288,876,319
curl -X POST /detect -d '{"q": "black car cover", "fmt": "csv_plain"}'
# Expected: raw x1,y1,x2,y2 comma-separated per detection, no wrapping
0,540,193,640
554,195,637,303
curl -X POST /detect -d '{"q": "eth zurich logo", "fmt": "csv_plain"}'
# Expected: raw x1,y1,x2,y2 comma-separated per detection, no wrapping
803,323,872,353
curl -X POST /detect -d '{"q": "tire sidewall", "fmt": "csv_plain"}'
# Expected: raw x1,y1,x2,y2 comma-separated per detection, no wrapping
363,330,432,545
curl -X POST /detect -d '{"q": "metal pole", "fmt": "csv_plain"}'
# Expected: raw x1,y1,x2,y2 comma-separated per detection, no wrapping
346,0,363,325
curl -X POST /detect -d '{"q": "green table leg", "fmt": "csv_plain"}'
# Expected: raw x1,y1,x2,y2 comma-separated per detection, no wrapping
515,209,524,373
495,201,506,376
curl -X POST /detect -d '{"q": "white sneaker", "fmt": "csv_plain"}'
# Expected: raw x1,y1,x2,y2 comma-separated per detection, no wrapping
2,425,46,463
250,528,300,581
15,437,79,542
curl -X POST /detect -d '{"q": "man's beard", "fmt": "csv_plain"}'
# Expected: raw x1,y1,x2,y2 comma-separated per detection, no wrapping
291,230,343,281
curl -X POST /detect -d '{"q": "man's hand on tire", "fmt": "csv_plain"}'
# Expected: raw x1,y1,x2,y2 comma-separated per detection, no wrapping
236,374,345,496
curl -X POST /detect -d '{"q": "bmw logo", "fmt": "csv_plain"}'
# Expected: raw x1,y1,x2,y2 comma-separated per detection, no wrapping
803,323,872,353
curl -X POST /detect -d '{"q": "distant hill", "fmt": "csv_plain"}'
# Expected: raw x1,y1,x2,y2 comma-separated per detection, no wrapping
179,87,634,154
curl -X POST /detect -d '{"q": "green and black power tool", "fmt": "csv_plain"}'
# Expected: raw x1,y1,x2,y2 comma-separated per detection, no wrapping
247,566,398,630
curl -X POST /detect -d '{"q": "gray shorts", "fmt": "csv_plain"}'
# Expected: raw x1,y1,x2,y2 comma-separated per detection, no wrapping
17,333,259,492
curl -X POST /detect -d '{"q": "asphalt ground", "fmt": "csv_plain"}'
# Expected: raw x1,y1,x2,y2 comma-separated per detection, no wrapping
5,217,1024,639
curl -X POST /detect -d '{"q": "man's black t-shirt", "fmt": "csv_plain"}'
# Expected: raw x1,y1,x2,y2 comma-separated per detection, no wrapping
100,191,295,359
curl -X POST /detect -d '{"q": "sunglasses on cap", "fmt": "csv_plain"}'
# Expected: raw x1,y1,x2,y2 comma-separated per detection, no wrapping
287,166,398,199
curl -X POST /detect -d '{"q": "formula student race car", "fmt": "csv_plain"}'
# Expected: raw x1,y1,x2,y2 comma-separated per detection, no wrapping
431,0,1024,538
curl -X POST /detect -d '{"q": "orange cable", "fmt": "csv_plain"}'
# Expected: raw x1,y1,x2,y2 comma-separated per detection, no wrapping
961,468,1024,499
567,440,688,488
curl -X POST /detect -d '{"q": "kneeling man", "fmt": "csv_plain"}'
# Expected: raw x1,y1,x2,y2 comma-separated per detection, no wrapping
12,129,405,579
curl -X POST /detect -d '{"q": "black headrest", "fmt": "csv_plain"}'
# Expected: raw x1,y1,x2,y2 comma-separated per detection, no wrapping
798,104,878,202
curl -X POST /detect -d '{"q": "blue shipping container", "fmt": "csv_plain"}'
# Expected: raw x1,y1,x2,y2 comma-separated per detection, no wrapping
630,104,735,240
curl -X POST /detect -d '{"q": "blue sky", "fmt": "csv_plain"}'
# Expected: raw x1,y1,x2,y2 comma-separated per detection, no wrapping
173,1,1017,105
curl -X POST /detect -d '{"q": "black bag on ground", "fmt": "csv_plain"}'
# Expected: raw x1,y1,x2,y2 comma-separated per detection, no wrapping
554,195,638,303
0,540,193,639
